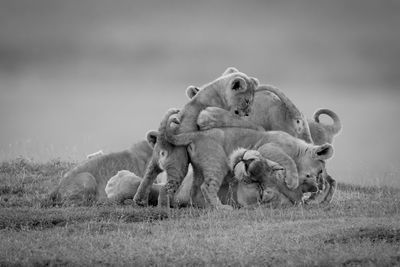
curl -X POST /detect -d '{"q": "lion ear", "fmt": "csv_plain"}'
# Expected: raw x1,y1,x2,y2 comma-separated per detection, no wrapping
186,86,200,99
265,159,286,182
222,67,239,76
146,130,159,148
312,143,334,160
231,77,247,92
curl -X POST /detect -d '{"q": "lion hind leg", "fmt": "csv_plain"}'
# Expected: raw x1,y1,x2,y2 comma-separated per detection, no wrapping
201,172,232,210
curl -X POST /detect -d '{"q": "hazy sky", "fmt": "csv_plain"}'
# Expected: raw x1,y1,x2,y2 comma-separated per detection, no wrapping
1,0,399,187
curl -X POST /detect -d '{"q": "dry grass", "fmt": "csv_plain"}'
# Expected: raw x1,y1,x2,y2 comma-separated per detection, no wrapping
1,158,400,266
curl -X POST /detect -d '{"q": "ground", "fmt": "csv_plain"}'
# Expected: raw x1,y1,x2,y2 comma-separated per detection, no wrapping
0,158,400,266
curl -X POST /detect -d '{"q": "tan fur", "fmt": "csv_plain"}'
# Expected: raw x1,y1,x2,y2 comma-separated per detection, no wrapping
133,67,259,207
49,140,155,205
164,109,333,209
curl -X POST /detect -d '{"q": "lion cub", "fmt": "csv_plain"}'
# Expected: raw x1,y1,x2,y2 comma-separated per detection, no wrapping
133,67,259,208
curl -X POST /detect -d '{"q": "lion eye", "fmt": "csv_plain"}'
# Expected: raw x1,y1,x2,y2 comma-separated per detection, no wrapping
306,174,311,178
160,151,166,157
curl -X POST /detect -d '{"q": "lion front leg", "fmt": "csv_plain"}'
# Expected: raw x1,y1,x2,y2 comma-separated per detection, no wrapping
133,160,162,206
257,144,299,190
197,107,263,131
159,146,189,208
159,176,185,208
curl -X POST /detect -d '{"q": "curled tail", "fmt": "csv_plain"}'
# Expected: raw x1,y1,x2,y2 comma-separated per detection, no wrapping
313,109,342,135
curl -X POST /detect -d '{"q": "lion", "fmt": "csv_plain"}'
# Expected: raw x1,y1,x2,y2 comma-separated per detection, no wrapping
102,150,318,208
133,67,259,207
227,148,319,207
49,140,155,205
164,109,334,209
196,85,342,145
192,85,341,204
105,170,161,205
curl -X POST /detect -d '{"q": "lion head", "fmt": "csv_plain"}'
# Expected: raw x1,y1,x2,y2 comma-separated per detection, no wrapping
229,148,286,204
297,143,334,188
186,67,259,117
230,148,319,206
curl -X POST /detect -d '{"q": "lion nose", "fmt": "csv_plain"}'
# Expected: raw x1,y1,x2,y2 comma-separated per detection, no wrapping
310,184,319,193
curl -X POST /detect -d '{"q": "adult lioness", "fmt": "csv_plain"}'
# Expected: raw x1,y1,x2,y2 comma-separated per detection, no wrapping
133,67,259,207
49,140,154,205
165,109,333,209
193,85,341,203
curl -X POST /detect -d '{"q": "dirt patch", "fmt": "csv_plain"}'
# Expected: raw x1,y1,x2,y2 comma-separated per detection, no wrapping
0,207,169,231
0,210,68,230
325,227,400,244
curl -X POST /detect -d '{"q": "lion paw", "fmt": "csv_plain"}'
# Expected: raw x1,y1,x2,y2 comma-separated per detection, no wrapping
285,178,299,190
133,198,147,207
197,113,220,130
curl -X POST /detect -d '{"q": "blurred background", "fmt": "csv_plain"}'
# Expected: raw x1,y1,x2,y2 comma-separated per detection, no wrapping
0,0,399,187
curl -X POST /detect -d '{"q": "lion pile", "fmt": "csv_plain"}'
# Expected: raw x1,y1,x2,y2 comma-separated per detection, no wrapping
49,67,342,210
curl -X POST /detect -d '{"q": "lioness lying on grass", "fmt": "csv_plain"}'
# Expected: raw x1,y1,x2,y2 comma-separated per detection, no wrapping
164,108,333,209
48,140,155,205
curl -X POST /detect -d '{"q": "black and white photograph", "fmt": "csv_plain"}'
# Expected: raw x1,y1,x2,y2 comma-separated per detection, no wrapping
1,0,399,266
